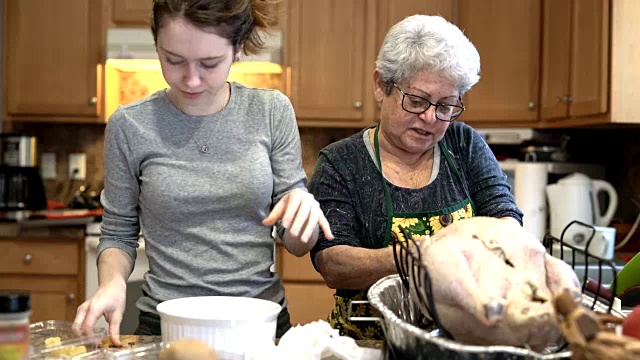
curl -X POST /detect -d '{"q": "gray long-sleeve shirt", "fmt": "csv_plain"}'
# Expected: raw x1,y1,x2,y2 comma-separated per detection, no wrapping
98,82,307,314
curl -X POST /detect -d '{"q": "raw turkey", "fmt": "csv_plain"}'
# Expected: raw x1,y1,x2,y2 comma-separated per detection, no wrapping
412,217,581,351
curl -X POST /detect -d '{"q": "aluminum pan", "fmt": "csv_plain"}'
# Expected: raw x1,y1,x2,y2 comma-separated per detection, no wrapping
367,275,625,360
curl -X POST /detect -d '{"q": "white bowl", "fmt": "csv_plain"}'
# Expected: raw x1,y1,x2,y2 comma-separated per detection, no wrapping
156,296,281,360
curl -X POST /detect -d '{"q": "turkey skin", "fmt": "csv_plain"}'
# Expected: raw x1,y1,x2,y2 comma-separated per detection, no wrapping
412,217,581,351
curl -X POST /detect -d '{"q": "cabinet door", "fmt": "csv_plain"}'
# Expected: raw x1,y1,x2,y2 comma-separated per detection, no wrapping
286,0,377,126
376,0,458,52
0,276,80,322
279,247,324,282
458,0,541,123
282,283,335,325
541,0,609,121
0,239,79,275
5,0,103,118
569,0,609,118
540,0,572,120
112,0,152,27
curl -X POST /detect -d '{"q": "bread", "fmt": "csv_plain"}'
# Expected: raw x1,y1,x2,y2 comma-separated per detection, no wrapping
159,339,217,360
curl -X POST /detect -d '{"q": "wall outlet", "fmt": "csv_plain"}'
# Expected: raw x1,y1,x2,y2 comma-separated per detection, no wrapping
41,153,57,180
69,153,86,180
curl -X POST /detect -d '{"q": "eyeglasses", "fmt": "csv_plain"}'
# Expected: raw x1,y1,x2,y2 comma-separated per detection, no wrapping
393,83,465,122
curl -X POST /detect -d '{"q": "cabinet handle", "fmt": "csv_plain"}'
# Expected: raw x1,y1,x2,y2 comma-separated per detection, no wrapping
23,254,32,264
88,96,98,105
354,101,363,109
527,101,536,110
67,293,76,302
556,96,572,104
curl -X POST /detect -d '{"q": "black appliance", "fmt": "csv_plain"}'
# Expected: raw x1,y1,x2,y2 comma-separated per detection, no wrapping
0,133,47,211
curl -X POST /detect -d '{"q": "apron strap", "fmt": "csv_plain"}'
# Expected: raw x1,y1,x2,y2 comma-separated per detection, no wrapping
439,139,475,209
373,125,477,246
374,125,395,248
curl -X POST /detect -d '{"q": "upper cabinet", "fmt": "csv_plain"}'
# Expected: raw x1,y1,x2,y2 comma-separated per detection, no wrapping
376,0,457,51
3,0,639,127
608,0,640,124
457,0,541,124
286,0,545,127
285,0,377,127
3,0,105,123
111,0,152,27
540,0,609,122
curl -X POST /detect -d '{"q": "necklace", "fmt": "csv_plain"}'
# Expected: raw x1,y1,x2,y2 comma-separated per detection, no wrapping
180,83,230,154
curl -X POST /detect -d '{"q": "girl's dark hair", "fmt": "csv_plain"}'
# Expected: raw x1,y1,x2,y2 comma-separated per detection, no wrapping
151,0,280,55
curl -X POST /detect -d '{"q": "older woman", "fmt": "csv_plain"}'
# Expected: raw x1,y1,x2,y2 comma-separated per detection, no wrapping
308,15,523,340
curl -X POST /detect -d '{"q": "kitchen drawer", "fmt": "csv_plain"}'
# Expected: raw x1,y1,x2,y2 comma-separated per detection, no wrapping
0,239,80,275
283,282,335,325
277,245,324,282
0,275,80,322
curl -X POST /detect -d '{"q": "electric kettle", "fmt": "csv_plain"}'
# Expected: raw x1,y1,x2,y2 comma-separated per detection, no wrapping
545,173,618,242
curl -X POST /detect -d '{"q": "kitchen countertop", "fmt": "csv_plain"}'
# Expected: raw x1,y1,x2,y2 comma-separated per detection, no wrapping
104,335,385,350
0,211,99,238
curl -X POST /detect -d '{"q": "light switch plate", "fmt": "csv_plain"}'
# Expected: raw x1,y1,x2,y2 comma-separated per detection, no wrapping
41,153,56,179
69,153,86,180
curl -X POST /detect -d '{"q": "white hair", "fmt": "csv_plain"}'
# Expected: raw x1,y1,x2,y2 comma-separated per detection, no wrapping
376,15,481,95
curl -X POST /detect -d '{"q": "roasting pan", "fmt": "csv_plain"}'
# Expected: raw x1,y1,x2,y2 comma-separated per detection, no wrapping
350,220,624,359
362,275,625,360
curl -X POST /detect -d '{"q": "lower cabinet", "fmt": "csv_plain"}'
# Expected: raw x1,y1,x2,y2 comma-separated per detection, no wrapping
276,244,335,326
282,283,335,326
0,276,79,322
0,236,84,322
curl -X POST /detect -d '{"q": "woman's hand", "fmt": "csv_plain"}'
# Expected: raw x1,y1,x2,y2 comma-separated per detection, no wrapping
263,188,334,255
73,279,127,346
500,216,521,227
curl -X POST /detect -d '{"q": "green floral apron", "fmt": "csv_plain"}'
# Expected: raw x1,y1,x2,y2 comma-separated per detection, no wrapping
328,126,476,340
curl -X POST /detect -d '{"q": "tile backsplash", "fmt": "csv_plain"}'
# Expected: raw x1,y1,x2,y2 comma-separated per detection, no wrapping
11,122,105,205
10,122,358,205
8,121,640,225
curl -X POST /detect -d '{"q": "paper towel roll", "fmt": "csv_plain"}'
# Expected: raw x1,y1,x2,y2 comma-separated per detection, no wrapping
514,163,548,241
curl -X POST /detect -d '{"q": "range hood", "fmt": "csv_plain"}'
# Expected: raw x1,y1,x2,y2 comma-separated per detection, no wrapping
104,28,284,120
106,28,283,62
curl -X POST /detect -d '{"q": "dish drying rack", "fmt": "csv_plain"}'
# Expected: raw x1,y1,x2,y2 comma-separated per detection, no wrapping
391,220,620,354
543,220,619,313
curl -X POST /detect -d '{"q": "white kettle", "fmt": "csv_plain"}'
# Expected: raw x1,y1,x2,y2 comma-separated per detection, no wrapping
545,173,618,241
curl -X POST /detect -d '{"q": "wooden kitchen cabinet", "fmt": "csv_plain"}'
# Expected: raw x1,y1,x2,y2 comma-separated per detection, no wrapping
3,0,105,123
285,0,377,127
285,0,544,127
540,0,609,122
376,0,457,49
0,276,79,323
276,244,335,325
0,237,85,322
457,0,541,124
112,0,152,27
538,0,640,126
284,283,335,326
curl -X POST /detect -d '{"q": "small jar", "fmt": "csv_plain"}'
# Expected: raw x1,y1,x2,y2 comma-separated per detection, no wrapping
0,291,31,360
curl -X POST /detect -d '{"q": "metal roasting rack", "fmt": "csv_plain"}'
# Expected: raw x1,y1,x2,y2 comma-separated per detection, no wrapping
542,220,618,313
389,220,620,357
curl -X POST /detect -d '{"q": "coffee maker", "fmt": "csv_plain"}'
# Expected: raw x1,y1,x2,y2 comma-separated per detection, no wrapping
0,133,47,211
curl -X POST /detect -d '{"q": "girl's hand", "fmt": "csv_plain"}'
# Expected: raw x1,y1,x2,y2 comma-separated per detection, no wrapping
263,188,334,245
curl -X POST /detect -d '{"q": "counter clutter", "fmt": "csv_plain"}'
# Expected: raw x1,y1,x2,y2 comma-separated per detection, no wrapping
101,335,384,350
101,334,385,360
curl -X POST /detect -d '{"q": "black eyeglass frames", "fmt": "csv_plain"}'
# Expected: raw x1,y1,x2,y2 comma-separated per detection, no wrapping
393,83,465,122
